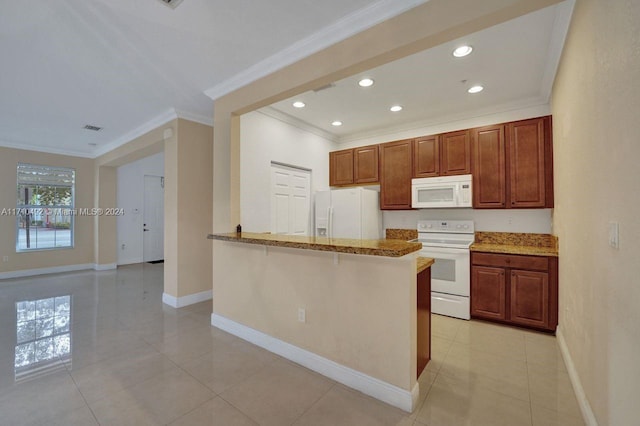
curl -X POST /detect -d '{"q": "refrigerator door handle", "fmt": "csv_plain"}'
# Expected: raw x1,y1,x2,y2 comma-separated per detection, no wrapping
327,207,333,239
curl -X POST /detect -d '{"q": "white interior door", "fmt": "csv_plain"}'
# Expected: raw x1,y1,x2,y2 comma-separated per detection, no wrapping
270,164,311,235
143,175,164,262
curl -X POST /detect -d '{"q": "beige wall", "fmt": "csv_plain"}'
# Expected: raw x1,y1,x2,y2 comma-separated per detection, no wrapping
212,241,417,390
0,147,94,273
93,166,117,266
173,118,213,297
95,117,213,299
551,0,640,424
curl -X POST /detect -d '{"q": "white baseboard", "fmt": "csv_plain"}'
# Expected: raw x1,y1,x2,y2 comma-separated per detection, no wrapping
94,263,117,271
556,325,598,426
0,263,95,280
163,290,213,308
211,313,417,412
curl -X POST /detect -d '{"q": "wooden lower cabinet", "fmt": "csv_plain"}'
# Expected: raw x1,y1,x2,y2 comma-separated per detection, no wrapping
510,269,549,329
471,266,506,320
471,252,558,332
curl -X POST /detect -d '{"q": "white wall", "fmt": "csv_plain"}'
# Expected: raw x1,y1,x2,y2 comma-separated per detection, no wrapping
240,110,337,232
116,152,164,265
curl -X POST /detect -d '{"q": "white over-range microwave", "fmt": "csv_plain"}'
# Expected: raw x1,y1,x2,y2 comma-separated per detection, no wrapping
411,174,473,208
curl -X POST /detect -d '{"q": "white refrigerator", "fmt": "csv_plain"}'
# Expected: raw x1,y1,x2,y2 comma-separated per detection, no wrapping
314,187,382,239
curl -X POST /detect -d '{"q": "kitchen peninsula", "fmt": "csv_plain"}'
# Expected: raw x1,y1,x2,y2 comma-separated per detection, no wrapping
208,232,428,412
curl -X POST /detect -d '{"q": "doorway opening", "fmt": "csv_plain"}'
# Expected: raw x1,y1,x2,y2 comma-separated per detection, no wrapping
143,175,165,263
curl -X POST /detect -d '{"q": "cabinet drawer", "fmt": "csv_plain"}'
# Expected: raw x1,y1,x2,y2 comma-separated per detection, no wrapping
471,252,548,271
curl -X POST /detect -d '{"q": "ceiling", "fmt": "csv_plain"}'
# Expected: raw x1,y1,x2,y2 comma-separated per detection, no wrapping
0,0,425,157
267,1,573,142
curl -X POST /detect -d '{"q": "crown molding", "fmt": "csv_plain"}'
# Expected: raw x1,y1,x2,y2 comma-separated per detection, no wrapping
203,0,429,101
258,107,338,142
0,139,94,158
337,97,551,144
540,0,576,103
175,109,213,126
92,108,178,158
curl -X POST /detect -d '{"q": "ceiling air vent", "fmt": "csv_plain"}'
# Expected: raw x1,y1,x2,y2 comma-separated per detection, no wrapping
83,125,102,131
158,0,184,9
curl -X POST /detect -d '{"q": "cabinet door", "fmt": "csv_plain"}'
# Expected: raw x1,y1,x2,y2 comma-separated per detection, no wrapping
441,130,471,175
471,266,507,321
508,118,546,207
472,125,506,208
379,139,413,210
354,145,379,183
413,136,439,177
329,149,354,186
510,269,549,329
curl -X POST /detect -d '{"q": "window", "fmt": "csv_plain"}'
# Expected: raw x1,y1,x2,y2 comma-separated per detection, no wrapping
16,163,75,251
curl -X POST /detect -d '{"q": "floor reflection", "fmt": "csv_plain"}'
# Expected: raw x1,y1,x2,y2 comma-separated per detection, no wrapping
15,295,72,381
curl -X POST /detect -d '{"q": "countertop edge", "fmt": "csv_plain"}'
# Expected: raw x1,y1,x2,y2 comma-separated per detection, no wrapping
470,243,558,257
417,257,435,273
209,233,422,258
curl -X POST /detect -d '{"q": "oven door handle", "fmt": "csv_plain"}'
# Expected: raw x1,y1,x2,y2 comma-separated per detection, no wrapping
419,246,470,255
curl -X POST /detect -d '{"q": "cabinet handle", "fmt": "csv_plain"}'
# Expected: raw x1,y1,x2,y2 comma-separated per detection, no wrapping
505,259,511,264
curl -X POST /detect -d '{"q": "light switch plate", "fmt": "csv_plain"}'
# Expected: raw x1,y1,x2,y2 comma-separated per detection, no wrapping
609,222,619,249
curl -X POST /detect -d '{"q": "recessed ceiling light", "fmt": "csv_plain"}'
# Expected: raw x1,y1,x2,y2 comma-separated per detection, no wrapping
468,85,484,94
453,45,473,58
292,101,305,108
358,78,374,87
390,105,403,112
331,121,343,127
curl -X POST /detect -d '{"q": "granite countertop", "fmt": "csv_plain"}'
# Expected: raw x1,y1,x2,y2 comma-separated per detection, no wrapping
417,257,434,273
208,232,422,258
470,232,558,257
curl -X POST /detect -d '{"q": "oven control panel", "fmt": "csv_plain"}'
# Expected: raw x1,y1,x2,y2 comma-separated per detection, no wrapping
417,220,474,234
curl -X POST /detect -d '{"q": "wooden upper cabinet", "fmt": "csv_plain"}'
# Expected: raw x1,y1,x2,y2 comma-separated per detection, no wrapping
413,136,440,177
472,125,506,208
440,130,471,175
508,117,551,208
329,149,354,186
379,139,413,210
353,145,379,184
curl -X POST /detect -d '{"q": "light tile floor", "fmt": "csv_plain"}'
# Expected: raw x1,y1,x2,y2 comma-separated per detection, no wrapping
0,264,585,425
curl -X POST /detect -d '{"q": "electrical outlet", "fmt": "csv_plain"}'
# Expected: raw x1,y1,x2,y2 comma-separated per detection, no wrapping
297,308,306,323
121,244,126,250
2,256,8,262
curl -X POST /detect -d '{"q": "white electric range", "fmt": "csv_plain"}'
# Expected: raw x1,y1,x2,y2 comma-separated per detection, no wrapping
416,220,475,320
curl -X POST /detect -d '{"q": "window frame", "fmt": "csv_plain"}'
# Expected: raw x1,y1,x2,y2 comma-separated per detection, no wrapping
15,163,76,252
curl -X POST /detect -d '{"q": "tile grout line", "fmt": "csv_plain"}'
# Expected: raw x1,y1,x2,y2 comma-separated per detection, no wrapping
288,381,339,425
65,365,101,426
